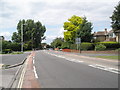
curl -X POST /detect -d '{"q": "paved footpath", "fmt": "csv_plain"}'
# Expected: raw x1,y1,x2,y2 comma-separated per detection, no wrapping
18,51,40,88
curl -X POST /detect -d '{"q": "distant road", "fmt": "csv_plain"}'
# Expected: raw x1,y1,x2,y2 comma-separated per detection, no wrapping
34,50,118,88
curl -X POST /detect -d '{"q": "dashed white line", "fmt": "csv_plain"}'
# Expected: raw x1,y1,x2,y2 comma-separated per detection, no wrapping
33,59,35,64
44,51,119,74
33,66,38,78
89,64,119,74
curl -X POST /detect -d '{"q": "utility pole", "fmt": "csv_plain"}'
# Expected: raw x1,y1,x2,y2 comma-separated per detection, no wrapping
21,23,23,52
21,23,27,52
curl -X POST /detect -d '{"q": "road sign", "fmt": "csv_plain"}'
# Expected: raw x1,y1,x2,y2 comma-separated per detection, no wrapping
75,38,81,44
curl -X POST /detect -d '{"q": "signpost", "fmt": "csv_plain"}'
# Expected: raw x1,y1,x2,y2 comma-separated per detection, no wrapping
75,38,81,53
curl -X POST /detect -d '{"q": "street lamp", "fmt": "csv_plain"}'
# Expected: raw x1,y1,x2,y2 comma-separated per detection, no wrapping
21,23,26,52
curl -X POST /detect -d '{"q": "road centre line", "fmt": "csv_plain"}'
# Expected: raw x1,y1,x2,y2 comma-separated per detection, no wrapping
33,66,38,78
33,59,35,64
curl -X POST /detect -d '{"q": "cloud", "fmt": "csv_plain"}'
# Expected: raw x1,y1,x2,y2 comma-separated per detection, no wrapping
0,32,11,40
0,0,119,43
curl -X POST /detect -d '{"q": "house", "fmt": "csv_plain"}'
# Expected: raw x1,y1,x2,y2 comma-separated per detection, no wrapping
114,30,120,43
93,29,116,42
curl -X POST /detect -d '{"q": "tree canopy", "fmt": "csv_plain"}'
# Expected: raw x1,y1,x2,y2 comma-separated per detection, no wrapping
12,19,46,49
63,15,93,43
63,15,83,43
51,37,64,48
76,17,93,42
111,2,120,33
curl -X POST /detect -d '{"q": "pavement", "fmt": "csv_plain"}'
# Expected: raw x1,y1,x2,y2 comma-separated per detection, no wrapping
1,66,20,88
34,50,118,88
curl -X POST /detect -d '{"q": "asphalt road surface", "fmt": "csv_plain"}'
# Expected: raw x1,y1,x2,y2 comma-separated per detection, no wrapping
2,52,30,65
34,50,118,88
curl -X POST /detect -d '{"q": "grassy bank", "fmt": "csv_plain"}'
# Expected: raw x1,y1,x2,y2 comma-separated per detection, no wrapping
94,56,118,60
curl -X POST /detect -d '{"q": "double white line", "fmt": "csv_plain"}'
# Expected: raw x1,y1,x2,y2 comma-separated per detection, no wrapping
17,56,29,88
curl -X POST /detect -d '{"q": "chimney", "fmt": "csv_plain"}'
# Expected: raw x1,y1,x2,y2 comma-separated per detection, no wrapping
105,28,107,34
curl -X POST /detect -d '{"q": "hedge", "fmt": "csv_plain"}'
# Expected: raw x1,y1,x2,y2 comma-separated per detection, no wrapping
96,41,120,50
81,43,94,50
70,43,94,50
2,49,12,54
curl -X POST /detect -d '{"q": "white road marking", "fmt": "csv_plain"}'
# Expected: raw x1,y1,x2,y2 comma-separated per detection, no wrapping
45,51,84,63
33,66,38,78
89,64,119,74
17,56,29,88
44,51,119,74
33,59,35,64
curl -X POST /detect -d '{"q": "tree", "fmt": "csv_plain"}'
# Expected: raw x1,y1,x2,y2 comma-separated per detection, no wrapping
111,2,120,33
51,37,64,48
12,32,20,42
76,17,93,42
63,15,83,43
12,19,46,49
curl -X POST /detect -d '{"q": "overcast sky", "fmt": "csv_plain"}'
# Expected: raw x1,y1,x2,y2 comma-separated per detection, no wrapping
0,0,119,44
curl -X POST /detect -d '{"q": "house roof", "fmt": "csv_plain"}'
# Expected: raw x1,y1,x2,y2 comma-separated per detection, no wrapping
94,31,108,36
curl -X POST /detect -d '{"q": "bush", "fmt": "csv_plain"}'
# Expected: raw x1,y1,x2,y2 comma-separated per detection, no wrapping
10,43,21,51
81,43,94,50
95,44,106,51
57,46,61,49
96,41,120,50
70,44,77,50
116,48,120,51
61,42,70,49
2,49,12,54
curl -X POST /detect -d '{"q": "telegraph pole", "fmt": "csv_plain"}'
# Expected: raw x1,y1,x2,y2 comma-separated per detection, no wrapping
21,23,23,52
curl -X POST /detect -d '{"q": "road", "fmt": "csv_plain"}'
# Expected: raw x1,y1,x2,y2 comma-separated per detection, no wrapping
34,50,118,88
0,52,30,88
2,52,30,65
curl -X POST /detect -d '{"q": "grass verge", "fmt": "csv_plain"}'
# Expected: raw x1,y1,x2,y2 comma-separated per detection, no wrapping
94,56,118,60
11,52,23,54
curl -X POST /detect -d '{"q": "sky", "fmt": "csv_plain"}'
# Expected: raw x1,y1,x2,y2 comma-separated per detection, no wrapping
0,0,119,44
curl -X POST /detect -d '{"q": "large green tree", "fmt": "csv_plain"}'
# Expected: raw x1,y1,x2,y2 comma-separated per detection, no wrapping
111,2,120,33
76,17,93,42
63,15,93,43
63,15,83,43
12,19,46,49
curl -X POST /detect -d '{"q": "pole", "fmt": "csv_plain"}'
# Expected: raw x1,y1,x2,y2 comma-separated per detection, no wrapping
79,38,81,53
21,23,23,52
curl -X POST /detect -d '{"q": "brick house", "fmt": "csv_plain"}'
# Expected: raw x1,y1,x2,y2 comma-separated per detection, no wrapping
93,29,116,42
